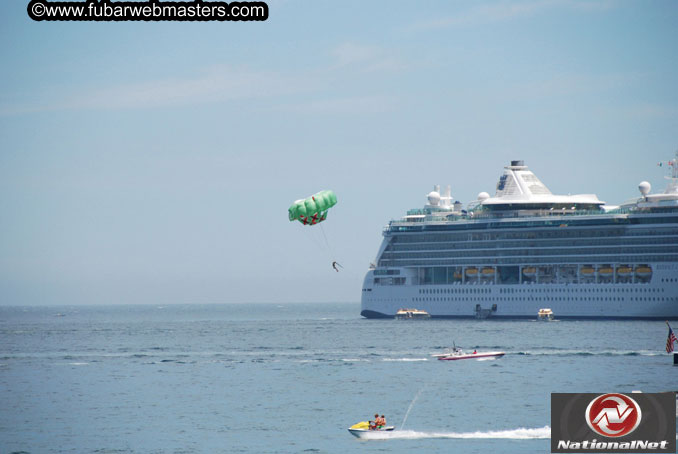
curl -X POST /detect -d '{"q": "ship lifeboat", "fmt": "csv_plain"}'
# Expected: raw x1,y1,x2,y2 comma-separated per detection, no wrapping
465,267,478,276
522,266,536,277
580,266,595,275
481,267,495,276
616,265,632,276
598,266,614,276
635,265,652,277
453,271,463,280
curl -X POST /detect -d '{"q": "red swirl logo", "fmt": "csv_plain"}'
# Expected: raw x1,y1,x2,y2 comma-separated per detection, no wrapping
585,393,641,438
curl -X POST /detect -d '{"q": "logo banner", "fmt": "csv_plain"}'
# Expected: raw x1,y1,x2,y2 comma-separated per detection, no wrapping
551,392,676,453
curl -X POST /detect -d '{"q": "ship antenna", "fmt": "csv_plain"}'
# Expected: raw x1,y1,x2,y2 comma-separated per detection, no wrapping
660,150,678,194
668,150,678,193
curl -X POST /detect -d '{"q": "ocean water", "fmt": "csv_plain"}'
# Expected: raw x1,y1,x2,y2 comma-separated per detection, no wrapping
0,303,673,454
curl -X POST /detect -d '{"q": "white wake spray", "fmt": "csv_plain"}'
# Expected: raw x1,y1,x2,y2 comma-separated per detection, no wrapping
357,426,551,440
400,386,426,430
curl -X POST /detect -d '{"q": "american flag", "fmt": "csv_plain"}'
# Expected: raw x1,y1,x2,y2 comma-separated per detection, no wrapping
667,323,678,353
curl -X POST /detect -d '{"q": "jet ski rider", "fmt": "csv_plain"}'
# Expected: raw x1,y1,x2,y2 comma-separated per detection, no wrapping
370,414,379,430
370,414,386,430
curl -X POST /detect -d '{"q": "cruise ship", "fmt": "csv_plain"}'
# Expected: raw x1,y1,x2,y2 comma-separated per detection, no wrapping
361,154,678,319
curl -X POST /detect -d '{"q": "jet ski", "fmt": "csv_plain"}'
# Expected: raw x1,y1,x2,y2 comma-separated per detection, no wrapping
348,421,395,438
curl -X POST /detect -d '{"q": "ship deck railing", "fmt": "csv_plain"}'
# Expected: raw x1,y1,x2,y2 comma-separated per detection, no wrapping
393,207,638,224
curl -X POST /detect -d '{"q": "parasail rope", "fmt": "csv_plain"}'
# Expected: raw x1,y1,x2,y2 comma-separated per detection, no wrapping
319,222,338,263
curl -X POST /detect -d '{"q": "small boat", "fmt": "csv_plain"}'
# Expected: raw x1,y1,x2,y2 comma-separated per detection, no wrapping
537,308,554,321
481,267,495,276
580,265,595,275
598,265,614,275
433,347,505,361
522,266,536,277
616,265,632,276
395,308,431,319
465,267,478,276
348,421,395,438
635,265,652,277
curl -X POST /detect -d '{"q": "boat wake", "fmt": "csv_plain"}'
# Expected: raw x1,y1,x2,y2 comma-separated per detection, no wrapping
382,357,429,362
356,425,551,440
517,349,661,357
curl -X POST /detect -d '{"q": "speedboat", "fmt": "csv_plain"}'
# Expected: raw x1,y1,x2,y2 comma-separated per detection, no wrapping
348,421,395,438
433,347,505,361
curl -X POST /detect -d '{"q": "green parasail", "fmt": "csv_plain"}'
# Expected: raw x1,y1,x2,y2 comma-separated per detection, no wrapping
288,190,337,225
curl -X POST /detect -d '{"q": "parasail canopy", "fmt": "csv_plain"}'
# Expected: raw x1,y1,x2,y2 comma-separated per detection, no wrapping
288,190,337,226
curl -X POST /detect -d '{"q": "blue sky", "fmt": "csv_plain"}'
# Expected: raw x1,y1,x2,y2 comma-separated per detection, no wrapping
1,0,677,305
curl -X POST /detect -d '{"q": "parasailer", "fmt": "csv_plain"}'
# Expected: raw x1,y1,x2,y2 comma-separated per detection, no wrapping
289,190,342,271
288,190,337,226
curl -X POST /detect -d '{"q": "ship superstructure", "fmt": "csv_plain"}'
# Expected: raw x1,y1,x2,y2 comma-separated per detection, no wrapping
361,155,678,319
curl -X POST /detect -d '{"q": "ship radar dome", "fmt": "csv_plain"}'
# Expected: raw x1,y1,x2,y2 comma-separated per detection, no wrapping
477,192,490,201
638,181,651,196
427,191,441,206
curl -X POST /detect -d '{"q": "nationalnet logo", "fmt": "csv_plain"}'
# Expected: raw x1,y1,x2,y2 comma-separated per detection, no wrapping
585,394,641,438
551,392,676,453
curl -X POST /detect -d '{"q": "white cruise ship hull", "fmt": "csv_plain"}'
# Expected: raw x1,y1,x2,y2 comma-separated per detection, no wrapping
361,265,678,319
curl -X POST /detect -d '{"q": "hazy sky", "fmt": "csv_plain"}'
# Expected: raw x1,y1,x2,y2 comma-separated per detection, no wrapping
1,0,677,305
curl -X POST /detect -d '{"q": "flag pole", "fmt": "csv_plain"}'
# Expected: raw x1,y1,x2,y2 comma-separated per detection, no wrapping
666,321,678,363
